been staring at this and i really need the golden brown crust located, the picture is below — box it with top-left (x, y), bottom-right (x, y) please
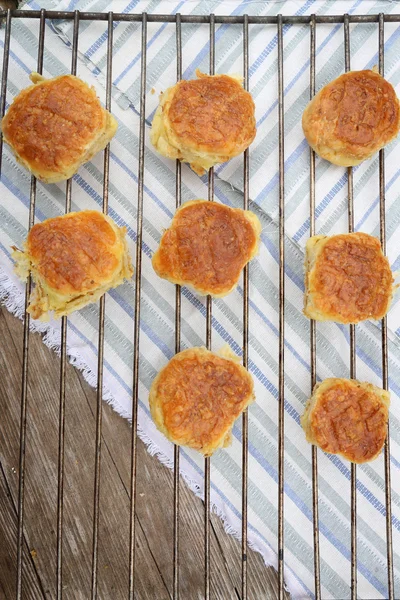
top-left (149, 347), bottom-right (255, 456)
top-left (304, 233), bottom-right (394, 324)
top-left (302, 70), bottom-right (400, 166)
top-left (301, 378), bottom-right (390, 463)
top-left (150, 70), bottom-right (256, 175)
top-left (12, 210), bottom-right (133, 320)
top-left (1, 74), bottom-right (118, 183)
top-left (27, 211), bottom-right (121, 295)
top-left (168, 72), bottom-right (255, 155)
top-left (152, 200), bottom-right (261, 297)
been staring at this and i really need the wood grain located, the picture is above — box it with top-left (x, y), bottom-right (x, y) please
top-left (0, 462), bottom-right (46, 600)
top-left (0, 305), bottom-right (288, 599)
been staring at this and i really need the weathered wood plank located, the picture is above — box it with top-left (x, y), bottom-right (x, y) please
top-left (0, 307), bottom-right (169, 599)
top-left (209, 511), bottom-right (288, 599)
top-left (0, 462), bottom-right (46, 600)
top-left (0, 305), bottom-right (287, 599)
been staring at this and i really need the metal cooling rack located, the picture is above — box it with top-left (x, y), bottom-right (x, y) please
top-left (0, 8), bottom-right (396, 600)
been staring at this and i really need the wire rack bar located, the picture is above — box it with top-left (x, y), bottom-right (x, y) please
top-left (208, 14), bottom-right (215, 203)
top-left (89, 11), bottom-right (113, 600)
top-left (204, 454), bottom-right (210, 600)
top-left (129, 12), bottom-right (147, 599)
top-left (378, 12), bottom-right (395, 600)
top-left (56, 12), bottom-right (79, 600)
top-left (56, 11), bottom-right (79, 600)
top-left (241, 16), bottom-right (250, 600)
top-left (277, 13), bottom-right (285, 600)
top-left (204, 15), bottom-right (216, 598)
top-left (4, 10), bottom-right (400, 23)
top-left (173, 12), bottom-right (182, 600)
top-left (0, 9), bottom-right (11, 175)
top-left (308, 13), bottom-right (321, 600)
top-left (10, 7), bottom-right (39, 597)
top-left (343, 16), bottom-right (358, 599)
top-left (203, 15), bottom-right (216, 600)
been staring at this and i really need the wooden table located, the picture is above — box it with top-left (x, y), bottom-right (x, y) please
top-left (0, 306), bottom-right (289, 599)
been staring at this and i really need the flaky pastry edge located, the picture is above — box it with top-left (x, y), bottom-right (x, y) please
top-left (149, 345), bottom-right (255, 456)
top-left (12, 213), bottom-right (133, 321)
top-left (303, 233), bottom-right (396, 324)
top-left (301, 377), bottom-right (390, 463)
top-left (152, 200), bottom-right (262, 298)
top-left (150, 70), bottom-right (252, 176)
top-left (302, 68), bottom-right (400, 167)
top-left (1, 73), bottom-right (118, 184)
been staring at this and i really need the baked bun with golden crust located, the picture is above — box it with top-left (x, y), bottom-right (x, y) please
top-left (301, 378), bottom-right (390, 463)
top-left (152, 200), bottom-right (261, 297)
top-left (304, 233), bottom-right (394, 324)
top-left (149, 346), bottom-right (254, 456)
top-left (150, 69), bottom-right (256, 175)
top-left (302, 69), bottom-right (400, 166)
top-left (1, 73), bottom-right (118, 183)
top-left (12, 210), bottom-right (133, 320)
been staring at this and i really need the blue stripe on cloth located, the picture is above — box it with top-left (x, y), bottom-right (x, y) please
top-left (364, 24), bottom-right (400, 72)
top-left (14, 0), bottom-right (104, 80)
top-left (261, 231), bottom-right (304, 290)
top-left (181, 0), bottom-right (259, 81)
top-left (391, 455), bottom-right (400, 471)
top-left (337, 323), bottom-right (400, 401)
top-left (237, 284), bottom-right (313, 375)
top-left (66, 0), bottom-right (79, 11)
top-left (249, 0), bottom-right (316, 80)
top-left (113, 0), bottom-right (186, 87)
top-left (84, 0), bottom-right (142, 59)
top-left (0, 39), bottom-right (32, 75)
top-left (292, 168), bottom-right (355, 243)
top-left (356, 167), bottom-right (400, 231)
top-left (255, 140), bottom-right (309, 205)
top-left (254, 20), bottom-right (344, 130)
top-left (0, 172), bottom-right (47, 222)
top-left (392, 254), bottom-right (400, 272)
top-left (109, 149), bottom-right (173, 218)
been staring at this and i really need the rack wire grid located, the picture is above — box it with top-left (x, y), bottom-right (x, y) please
top-left (0, 8), bottom-right (397, 600)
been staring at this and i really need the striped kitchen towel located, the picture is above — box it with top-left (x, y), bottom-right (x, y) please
top-left (1, 1), bottom-right (400, 597)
